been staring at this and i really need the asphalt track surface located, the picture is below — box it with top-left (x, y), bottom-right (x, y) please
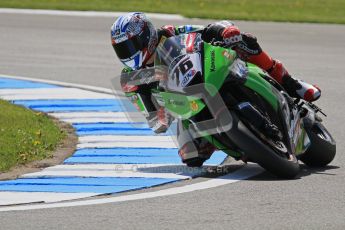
top-left (1, 12), bottom-right (345, 230)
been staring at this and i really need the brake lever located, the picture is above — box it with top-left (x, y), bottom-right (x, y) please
top-left (306, 102), bottom-right (327, 117)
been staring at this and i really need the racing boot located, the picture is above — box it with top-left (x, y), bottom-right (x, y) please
top-left (268, 60), bottom-right (321, 102)
top-left (281, 76), bottom-right (321, 102)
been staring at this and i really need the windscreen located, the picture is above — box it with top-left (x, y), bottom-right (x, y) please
top-left (155, 33), bottom-right (203, 92)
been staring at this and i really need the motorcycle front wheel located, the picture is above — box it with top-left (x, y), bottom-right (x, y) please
top-left (299, 122), bottom-right (336, 167)
top-left (220, 112), bottom-right (300, 179)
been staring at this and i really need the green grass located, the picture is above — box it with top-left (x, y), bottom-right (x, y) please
top-left (0, 100), bottom-right (64, 172)
top-left (0, 0), bottom-right (345, 24)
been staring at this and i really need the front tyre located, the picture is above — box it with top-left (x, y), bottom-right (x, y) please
top-left (221, 112), bottom-right (300, 179)
top-left (299, 122), bottom-right (336, 167)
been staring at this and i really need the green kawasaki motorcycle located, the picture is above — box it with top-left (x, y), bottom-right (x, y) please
top-left (150, 33), bottom-right (336, 179)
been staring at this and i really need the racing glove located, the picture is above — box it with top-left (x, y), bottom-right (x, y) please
top-left (148, 107), bottom-right (174, 134)
top-left (221, 26), bottom-right (242, 46)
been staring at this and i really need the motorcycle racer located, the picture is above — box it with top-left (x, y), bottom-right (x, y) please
top-left (111, 12), bottom-right (321, 167)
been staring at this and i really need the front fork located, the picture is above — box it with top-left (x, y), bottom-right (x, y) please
top-left (281, 94), bottom-right (314, 156)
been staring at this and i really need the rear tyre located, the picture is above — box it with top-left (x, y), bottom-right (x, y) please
top-left (299, 122), bottom-right (336, 167)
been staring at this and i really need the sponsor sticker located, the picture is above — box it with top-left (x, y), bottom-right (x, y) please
top-left (190, 100), bottom-right (199, 112)
top-left (222, 50), bottom-right (235, 61)
top-left (210, 50), bottom-right (216, 72)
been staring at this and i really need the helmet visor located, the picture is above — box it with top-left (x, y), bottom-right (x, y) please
top-left (112, 27), bottom-right (150, 60)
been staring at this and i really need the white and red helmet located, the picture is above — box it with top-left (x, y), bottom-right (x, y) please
top-left (111, 12), bottom-right (158, 70)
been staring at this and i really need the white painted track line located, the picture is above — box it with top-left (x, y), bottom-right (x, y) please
top-left (0, 88), bottom-right (116, 100)
top-left (0, 8), bottom-right (185, 20)
top-left (50, 112), bottom-right (132, 118)
top-left (0, 192), bottom-right (98, 206)
top-left (32, 164), bottom-right (171, 170)
top-left (78, 135), bottom-right (175, 143)
top-left (77, 135), bottom-right (177, 149)
top-left (77, 142), bottom-right (177, 149)
top-left (20, 163), bottom-right (203, 179)
top-left (0, 164), bottom-right (263, 211)
top-left (0, 74), bottom-right (115, 95)
top-left (58, 117), bottom-right (139, 123)
top-left (21, 170), bottom-right (198, 179)
top-left (50, 112), bottom-right (146, 123)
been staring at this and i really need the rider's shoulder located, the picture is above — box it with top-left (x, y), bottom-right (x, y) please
top-left (210, 20), bottom-right (236, 27)
top-left (159, 25), bottom-right (205, 37)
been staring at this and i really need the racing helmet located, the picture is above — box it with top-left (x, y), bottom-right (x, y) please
top-left (111, 12), bottom-right (158, 70)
